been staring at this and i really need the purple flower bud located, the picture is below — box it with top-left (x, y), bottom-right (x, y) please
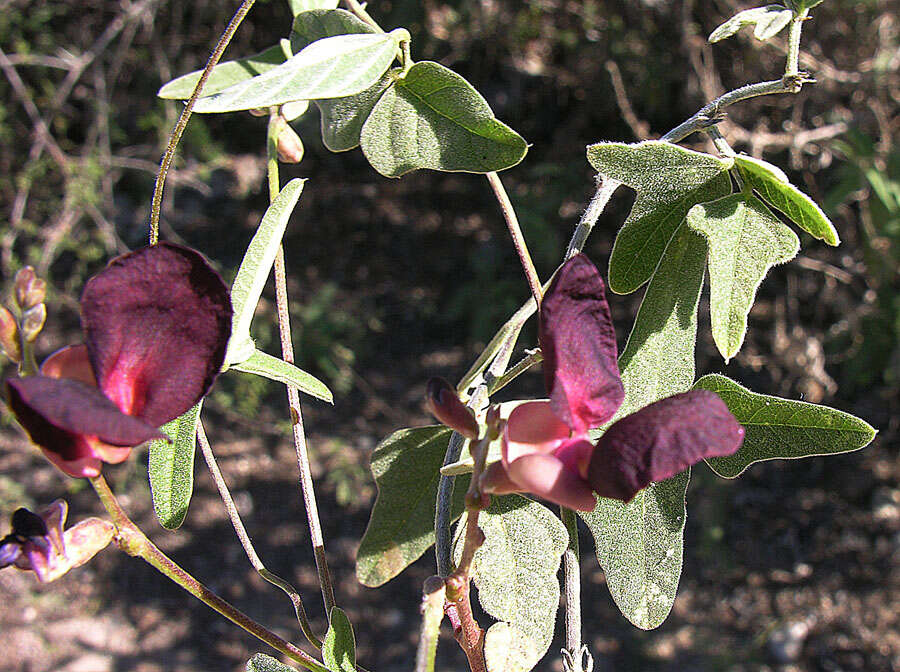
top-left (14, 267), bottom-right (46, 311)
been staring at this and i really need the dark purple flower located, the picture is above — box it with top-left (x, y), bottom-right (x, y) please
top-left (0, 500), bottom-right (115, 582)
top-left (5, 243), bottom-right (232, 477)
top-left (480, 254), bottom-right (744, 510)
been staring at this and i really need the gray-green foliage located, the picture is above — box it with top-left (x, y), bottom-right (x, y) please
top-left (688, 193), bottom-right (799, 361)
top-left (287, 0), bottom-right (339, 17)
top-left (580, 224), bottom-right (706, 629)
top-left (230, 349), bottom-right (333, 403)
top-left (587, 141), bottom-right (732, 294)
top-left (192, 30), bottom-right (406, 113)
top-left (455, 495), bottom-right (568, 671)
top-left (694, 374), bottom-right (876, 478)
top-left (356, 427), bottom-right (468, 587)
top-left (360, 61), bottom-right (528, 177)
top-left (708, 5), bottom-right (793, 43)
top-left (323, 607), bottom-right (356, 672)
top-left (157, 45), bottom-right (287, 100)
top-left (735, 155), bottom-right (840, 245)
top-left (246, 654), bottom-right (296, 672)
top-left (148, 402), bottom-right (202, 530)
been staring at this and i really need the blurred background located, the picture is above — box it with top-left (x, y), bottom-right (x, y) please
top-left (0, 0), bottom-right (897, 670)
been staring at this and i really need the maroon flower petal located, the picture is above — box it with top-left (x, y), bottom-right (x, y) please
top-left (587, 390), bottom-right (745, 502)
top-left (507, 453), bottom-right (597, 511)
top-left (540, 254), bottom-right (624, 432)
top-left (41, 345), bottom-right (96, 386)
top-left (81, 243), bottom-right (232, 427)
top-left (6, 376), bottom-right (165, 477)
top-left (426, 377), bottom-right (478, 439)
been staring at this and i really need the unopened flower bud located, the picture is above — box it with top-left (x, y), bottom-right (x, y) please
top-left (14, 267), bottom-right (46, 311)
top-left (485, 404), bottom-right (503, 441)
top-left (277, 124), bottom-right (305, 164)
top-left (0, 305), bottom-right (20, 363)
top-left (21, 303), bottom-right (46, 342)
top-left (426, 377), bottom-right (478, 440)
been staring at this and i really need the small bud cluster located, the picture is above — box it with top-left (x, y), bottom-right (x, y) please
top-left (0, 266), bottom-right (48, 364)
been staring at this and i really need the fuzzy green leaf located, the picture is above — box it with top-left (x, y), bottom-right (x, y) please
top-left (226, 178), bottom-right (305, 366)
top-left (246, 654), bottom-right (297, 672)
top-left (149, 402), bottom-right (202, 530)
top-left (455, 495), bottom-right (568, 671)
top-left (231, 349), bottom-right (333, 403)
top-left (735, 155), bottom-right (840, 245)
top-left (580, 224), bottom-right (707, 629)
top-left (193, 31), bottom-right (405, 113)
top-left (694, 374), bottom-right (876, 478)
top-left (754, 7), bottom-right (793, 39)
top-left (323, 607), bottom-right (356, 672)
top-left (287, 0), bottom-right (339, 17)
top-left (587, 140), bottom-right (732, 294)
top-left (290, 8), bottom-right (375, 52)
top-left (360, 61), bottom-right (528, 177)
top-left (688, 193), bottom-right (799, 361)
top-left (708, 5), bottom-right (789, 43)
top-left (357, 426), bottom-right (468, 587)
top-left (317, 71), bottom-right (396, 152)
top-left (158, 45), bottom-right (286, 100)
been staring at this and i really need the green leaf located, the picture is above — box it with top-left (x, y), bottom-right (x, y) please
top-left (587, 140), bottom-right (732, 294)
top-left (317, 71), bottom-right (396, 152)
top-left (226, 178), bottom-right (305, 366)
top-left (693, 374), bottom-right (877, 478)
top-left (287, 0), bottom-right (339, 17)
top-left (246, 653), bottom-right (297, 672)
top-left (735, 155), bottom-right (840, 245)
top-left (580, 224), bottom-right (707, 629)
top-left (708, 5), bottom-right (789, 43)
top-left (360, 61), bottom-right (528, 177)
top-left (753, 7), bottom-right (793, 40)
top-left (688, 193), bottom-right (799, 361)
top-left (193, 31), bottom-right (406, 113)
top-left (291, 8), bottom-right (375, 53)
top-left (454, 495), bottom-right (568, 671)
top-left (158, 45), bottom-right (287, 100)
top-left (786, 0), bottom-right (824, 12)
top-left (322, 607), bottom-right (356, 672)
top-left (231, 349), bottom-right (333, 403)
top-left (357, 426), bottom-right (468, 587)
top-left (149, 402), bottom-right (202, 530)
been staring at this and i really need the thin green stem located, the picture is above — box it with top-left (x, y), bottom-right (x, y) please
top-left (267, 113), bottom-right (337, 618)
top-left (564, 175), bottom-right (622, 261)
top-left (415, 578), bottom-right (446, 672)
top-left (487, 349), bottom-right (542, 396)
top-left (197, 419), bottom-right (323, 650)
top-left (785, 9), bottom-right (809, 78)
top-left (89, 475), bottom-right (329, 672)
top-left (560, 507), bottom-right (581, 655)
top-left (149, 0), bottom-right (256, 245)
top-left (486, 172), bottom-right (542, 309)
top-left (343, 0), bottom-right (383, 32)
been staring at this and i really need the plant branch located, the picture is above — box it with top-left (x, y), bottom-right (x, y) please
top-left (89, 475), bottom-right (329, 672)
top-left (415, 577), bottom-right (446, 672)
top-left (486, 171), bottom-right (543, 308)
top-left (196, 419), bottom-right (322, 650)
top-left (560, 507), bottom-right (581, 655)
top-left (267, 112), bottom-right (337, 617)
top-left (149, 0), bottom-right (256, 245)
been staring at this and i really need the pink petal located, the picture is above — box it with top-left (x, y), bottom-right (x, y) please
top-left (6, 376), bottom-right (165, 478)
top-left (540, 254), bottom-right (623, 433)
top-left (507, 453), bottom-right (597, 511)
top-left (81, 243), bottom-right (231, 427)
top-left (587, 390), bottom-right (745, 502)
top-left (41, 345), bottom-right (96, 386)
top-left (479, 460), bottom-right (522, 495)
top-left (503, 401), bottom-right (571, 466)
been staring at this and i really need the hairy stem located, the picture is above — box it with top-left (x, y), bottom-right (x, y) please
top-left (486, 171), bottom-right (542, 308)
top-left (149, 0), bottom-right (256, 245)
top-left (560, 507), bottom-right (581, 655)
top-left (89, 475), bottom-right (328, 672)
top-left (415, 577), bottom-right (447, 672)
top-left (197, 419), bottom-right (322, 650)
top-left (267, 112), bottom-right (337, 617)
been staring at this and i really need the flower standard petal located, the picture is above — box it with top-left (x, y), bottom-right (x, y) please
top-left (586, 390), bottom-right (745, 502)
top-left (6, 376), bottom-right (165, 477)
top-left (506, 453), bottom-right (597, 512)
top-left (81, 243), bottom-right (232, 427)
top-left (503, 401), bottom-right (571, 465)
top-left (540, 254), bottom-right (624, 432)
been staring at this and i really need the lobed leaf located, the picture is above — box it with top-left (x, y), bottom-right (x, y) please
top-left (246, 654), bottom-right (297, 672)
top-left (148, 402), bottom-right (202, 530)
top-left (356, 426), bottom-right (468, 587)
top-left (192, 31), bottom-right (405, 113)
top-left (735, 155), bottom-right (840, 245)
top-left (360, 61), bottom-right (528, 176)
top-left (587, 140), bottom-right (732, 294)
top-left (580, 224), bottom-right (707, 629)
top-left (317, 71), bottom-right (396, 152)
top-left (322, 607), bottom-right (356, 672)
top-left (687, 193), bottom-right (799, 361)
top-left (231, 349), bottom-right (333, 404)
top-left (158, 45), bottom-right (287, 100)
top-left (694, 374), bottom-right (877, 478)
top-left (455, 495), bottom-right (568, 671)
top-left (226, 178), bottom-right (305, 366)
